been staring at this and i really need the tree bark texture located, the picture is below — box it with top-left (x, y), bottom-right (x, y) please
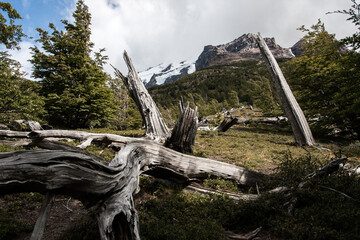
top-left (164, 100), bottom-right (198, 153)
top-left (256, 33), bottom-right (315, 146)
top-left (112, 51), bottom-right (170, 142)
top-left (0, 149), bottom-right (141, 240)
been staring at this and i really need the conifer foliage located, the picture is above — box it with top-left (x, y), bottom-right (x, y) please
top-left (30, 0), bottom-right (115, 129)
top-left (0, 1), bottom-right (26, 49)
top-left (0, 2), bottom-right (44, 124)
top-left (285, 20), bottom-right (360, 137)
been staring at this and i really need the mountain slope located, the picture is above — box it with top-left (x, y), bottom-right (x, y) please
top-left (149, 60), bottom-right (285, 118)
top-left (195, 33), bottom-right (293, 70)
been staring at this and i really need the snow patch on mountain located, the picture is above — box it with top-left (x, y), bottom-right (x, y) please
top-left (139, 60), bottom-right (195, 88)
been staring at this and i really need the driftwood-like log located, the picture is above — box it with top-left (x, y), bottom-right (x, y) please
top-left (256, 33), bottom-right (315, 146)
top-left (30, 192), bottom-right (54, 240)
top-left (2, 129), bottom-right (265, 187)
top-left (216, 117), bottom-right (238, 132)
top-left (0, 129), bottom-right (30, 138)
top-left (112, 52), bottom-right (170, 142)
top-left (0, 143), bottom-right (264, 239)
top-left (164, 100), bottom-right (198, 153)
top-left (0, 149), bottom-right (141, 240)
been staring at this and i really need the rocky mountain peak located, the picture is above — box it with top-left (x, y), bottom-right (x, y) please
top-left (195, 33), bottom-right (293, 70)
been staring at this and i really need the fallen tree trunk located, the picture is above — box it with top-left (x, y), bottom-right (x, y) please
top-left (0, 149), bottom-right (141, 240)
top-left (0, 144), bottom-right (264, 239)
top-left (216, 117), bottom-right (238, 132)
top-left (112, 52), bottom-right (170, 142)
top-left (256, 33), bottom-right (315, 146)
top-left (164, 100), bottom-right (198, 153)
top-left (2, 129), bottom-right (264, 187)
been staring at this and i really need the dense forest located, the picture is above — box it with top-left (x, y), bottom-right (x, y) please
top-left (0, 0), bottom-right (360, 240)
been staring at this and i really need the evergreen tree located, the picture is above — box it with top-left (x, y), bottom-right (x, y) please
top-left (0, 1), bottom-right (26, 49)
top-left (0, 51), bottom-right (45, 124)
top-left (30, 0), bottom-right (115, 129)
top-left (0, 2), bottom-right (44, 124)
top-left (108, 77), bottom-right (142, 130)
top-left (286, 20), bottom-right (360, 137)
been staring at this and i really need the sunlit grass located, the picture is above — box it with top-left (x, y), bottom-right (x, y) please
top-left (194, 124), bottom-right (340, 172)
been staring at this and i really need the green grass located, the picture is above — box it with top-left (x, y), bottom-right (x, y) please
top-left (194, 124), bottom-right (339, 172)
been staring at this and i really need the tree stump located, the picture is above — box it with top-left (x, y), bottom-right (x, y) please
top-left (164, 99), bottom-right (198, 153)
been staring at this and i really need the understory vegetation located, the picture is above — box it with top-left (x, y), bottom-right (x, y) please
top-left (0, 124), bottom-right (359, 240)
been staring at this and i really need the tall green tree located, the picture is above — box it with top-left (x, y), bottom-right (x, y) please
top-left (30, 0), bottom-right (115, 129)
top-left (286, 20), bottom-right (360, 137)
top-left (0, 51), bottom-right (45, 124)
top-left (0, 2), bottom-right (44, 124)
top-left (0, 1), bottom-right (26, 49)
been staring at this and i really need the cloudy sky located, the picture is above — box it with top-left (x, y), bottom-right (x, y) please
top-left (3, 0), bottom-right (358, 78)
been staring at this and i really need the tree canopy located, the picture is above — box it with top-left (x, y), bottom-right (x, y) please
top-left (30, 0), bottom-right (116, 129)
top-left (0, 1), bottom-right (26, 49)
top-left (285, 20), bottom-right (360, 137)
top-left (0, 2), bottom-right (44, 124)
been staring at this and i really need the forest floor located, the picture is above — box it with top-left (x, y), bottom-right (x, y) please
top-left (0, 123), bottom-right (359, 240)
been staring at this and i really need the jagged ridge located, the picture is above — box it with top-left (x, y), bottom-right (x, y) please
top-left (195, 33), bottom-right (293, 70)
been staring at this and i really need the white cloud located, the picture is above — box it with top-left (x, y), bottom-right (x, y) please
top-left (85, 0), bottom-right (358, 76)
top-left (5, 41), bottom-right (35, 79)
top-left (8, 0), bottom-right (360, 78)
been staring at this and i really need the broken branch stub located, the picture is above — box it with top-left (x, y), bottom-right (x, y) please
top-left (113, 51), bottom-right (170, 142)
top-left (164, 100), bottom-right (199, 153)
top-left (256, 33), bottom-right (315, 146)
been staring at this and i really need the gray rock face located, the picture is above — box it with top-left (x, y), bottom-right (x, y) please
top-left (290, 40), bottom-right (304, 57)
top-left (195, 33), bottom-right (294, 70)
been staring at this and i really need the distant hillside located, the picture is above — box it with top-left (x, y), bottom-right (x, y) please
top-left (149, 60), bottom-right (287, 119)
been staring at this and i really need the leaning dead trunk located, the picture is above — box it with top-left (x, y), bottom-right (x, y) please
top-left (256, 33), bottom-right (315, 146)
top-left (216, 117), bottom-right (238, 132)
top-left (164, 99), bottom-right (198, 153)
top-left (113, 51), bottom-right (170, 142)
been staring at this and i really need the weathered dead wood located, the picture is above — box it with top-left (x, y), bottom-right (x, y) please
top-left (216, 117), bottom-right (238, 132)
top-left (30, 192), bottom-right (54, 240)
top-left (29, 129), bottom-right (134, 149)
top-left (0, 129), bottom-right (29, 138)
top-left (256, 33), bottom-right (315, 146)
top-left (20, 129), bottom-right (265, 186)
top-left (121, 142), bottom-right (264, 186)
top-left (185, 183), bottom-right (259, 201)
top-left (0, 139), bottom-right (32, 147)
top-left (225, 227), bottom-right (262, 240)
top-left (164, 100), bottom-right (198, 153)
top-left (0, 149), bottom-right (141, 240)
top-left (112, 52), bottom-right (170, 141)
